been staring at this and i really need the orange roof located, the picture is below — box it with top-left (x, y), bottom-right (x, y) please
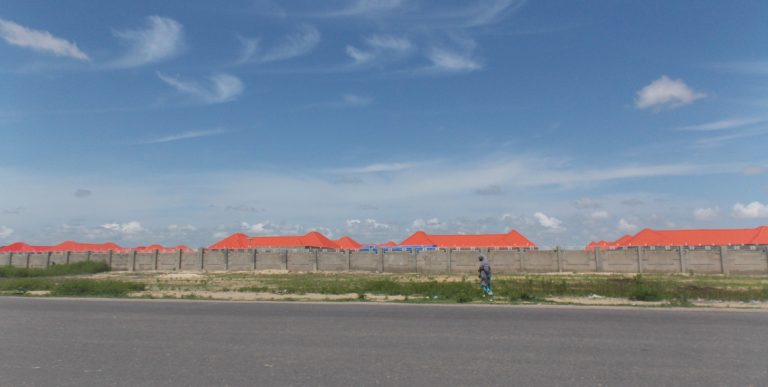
top-left (0, 242), bottom-right (50, 253)
top-left (134, 244), bottom-right (193, 253)
top-left (587, 226), bottom-right (768, 249)
top-left (51, 241), bottom-right (123, 252)
top-left (400, 230), bottom-right (536, 248)
top-left (209, 231), bottom-right (340, 249)
top-left (335, 236), bottom-right (363, 250)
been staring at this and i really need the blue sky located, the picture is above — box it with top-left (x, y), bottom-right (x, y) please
top-left (1, 0), bottom-right (767, 248)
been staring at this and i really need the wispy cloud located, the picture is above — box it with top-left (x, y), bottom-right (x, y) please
top-left (139, 128), bottom-right (228, 144)
top-left (635, 75), bottom-right (706, 110)
top-left (319, 0), bottom-right (404, 17)
top-left (424, 37), bottom-right (482, 74)
top-left (675, 116), bottom-right (766, 131)
top-left (332, 162), bottom-right (414, 174)
top-left (693, 128), bottom-right (768, 149)
top-left (110, 16), bottom-right (184, 68)
top-left (238, 24), bottom-right (320, 64)
top-left (0, 225), bottom-right (14, 239)
top-left (0, 17), bottom-right (89, 60)
top-left (346, 34), bottom-right (413, 65)
top-left (693, 207), bottom-right (719, 221)
top-left (433, 0), bottom-right (526, 28)
top-left (157, 72), bottom-right (244, 104)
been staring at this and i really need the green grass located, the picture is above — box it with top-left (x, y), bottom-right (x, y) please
top-left (0, 277), bottom-right (144, 297)
top-left (254, 273), bottom-right (768, 304)
top-left (0, 261), bottom-right (110, 278)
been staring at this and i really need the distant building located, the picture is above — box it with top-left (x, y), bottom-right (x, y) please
top-left (209, 231), bottom-right (356, 250)
top-left (587, 226), bottom-right (768, 250)
top-left (398, 230), bottom-right (536, 249)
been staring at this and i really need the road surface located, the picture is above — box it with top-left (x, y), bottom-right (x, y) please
top-left (0, 298), bottom-right (766, 386)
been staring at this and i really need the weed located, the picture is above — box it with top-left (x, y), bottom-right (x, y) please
top-left (0, 261), bottom-right (110, 278)
top-left (50, 280), bottom-right (145, 297)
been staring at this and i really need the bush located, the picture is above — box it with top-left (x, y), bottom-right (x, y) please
top-left (50, 280), bottom-right (145, 297)
top-left (629, 286), bottom-right (663, 301)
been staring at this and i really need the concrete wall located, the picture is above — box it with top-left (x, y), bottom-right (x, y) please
top-left (350, 251), bottom-right (380, 272)
top-left (288, 250), bottom-right (316, 272)
top-left (255, 251), bottom-right (286, 270)
top-left (3, 247), bottom-right (767, 275)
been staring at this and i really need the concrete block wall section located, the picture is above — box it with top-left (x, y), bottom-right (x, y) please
top-left (416, 251), bottom-right (450, 273)
top-left (383, 252), bottom-right (413, 273)
top-left (287, 251), bottom-right (316, 271)
top-left (4, 247), bottom-right (768, 275)
top-left (560, 250), bottom-right (596, 273)
top-left (349, 252), bottom-right (380, 272)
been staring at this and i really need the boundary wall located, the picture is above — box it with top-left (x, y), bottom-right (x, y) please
top-left (1, 247), bottom-right (767, 275)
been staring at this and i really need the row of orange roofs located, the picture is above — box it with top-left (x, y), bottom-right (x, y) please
top-left (208, 230), bottom-right (537, 250)
top-left (0, 241), bottom-right (192, 253)
top-left (586, 226), bottom-right (768, 251)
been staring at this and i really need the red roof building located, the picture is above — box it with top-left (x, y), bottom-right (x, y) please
top-left (399, 230), bottom-right (536, 249)
top-left (209, 231), bottom-right (341, 250)
top-left (335, 236), bottom-right (363, 250)
top-left (587, 226), bottom-right (768, 250)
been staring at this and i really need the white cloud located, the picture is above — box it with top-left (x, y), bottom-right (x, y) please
top-left (100, 221), bottom-right (145, 235)
top-left (0, 225), bottom-right (14, 239)
top-left (0, 17), bottom-right (89, 60)
top-left (732, 201), bottom-right (768, 219)
top-left (238, 24), bottom-right (320, 64)
top-left (157, 73), bottom-right (244, 104)
top-left (534, 212), bottom-right (564, 232)
top-left (111, 16), bottom-right (184, 68)
top-left (332, 162), bottom-right (414, 174)
top-left (241, 221), bottom-right (269, 234)
top-left (322, 0), bottom-right (404, 17)
top-left (693, 207), bottom-right (719, 221)
top-left (590, 210), bottom-right (610, 220)
top-left (412, 218), bottom-right (447, 231)
top-left (140, 128), bottom-right (228, 144)
top-left (675, 117), bottom-right (766, 131)
top-left (635, 75), bottom-right (706, 110)
top-left (693, 129), bottom-right (768, 149)
top-left (346, 34), bottom-right (413, 65)
top-left (617, 218), bottom-right (638, 232)
top-left (435, 0), bottom-right (526, 28)
top-left (427, 46), bottom-right (481, 73)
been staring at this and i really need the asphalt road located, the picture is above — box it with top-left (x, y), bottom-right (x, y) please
top-left (0, 298), bottom-right (766, 387)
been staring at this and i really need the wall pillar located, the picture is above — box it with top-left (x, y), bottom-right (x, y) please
top-left (177, 249), bottom-right (183, 271)
top-left (108, 250), bottom-right (113, 269)
top-left (46, 251), bottom-right (52, 269)
top-left (25, 253), bottom-right (31, 269)
top-left (448, 249), bottom-right (453, 274)
top-left (679, 247), bottom-right (686, 274)
top-left (86, 251), bottom-right (91, 262)
top-left (153, 250), bottom-right (159, 271)
top-left (720, 246), bottom-right (729, 276)
top-left (555, 247), bottom-right (562, 272)
top-left (283, 250), bottom-right (288, 270)
top-left (412, 250), bottom-right (418, 273)
top-left (594, 248), bottom-right (603, 272)
top-left (7, 252), bottom-right (12, 267)
top-left (199, 248), bottom-right (206, 271)
top-left (252, 249), bottom-right (257, 271)
top-left (65, 251), bottom-right (70, 265)
top-left (379, 248), bottom-right (384, 272)
top-left (519, 249), bottom-right (525, 273)
top-left (130, 250), bottom-right (137, 272)
top-left (637, 248), bottom-right (643, 274)
top-left (224, 249), bottom-right (229, 271)
top-left (346, 250), bottom-right (352, 272)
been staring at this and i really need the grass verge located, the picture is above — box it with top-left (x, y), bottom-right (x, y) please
top-left (0, 278), bottom-right (145, 297)
top-left (0, 261), bottom-right (110, 278)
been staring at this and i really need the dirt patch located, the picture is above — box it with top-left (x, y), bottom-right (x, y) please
top-left (547, 296), bottom-right (667, 307)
